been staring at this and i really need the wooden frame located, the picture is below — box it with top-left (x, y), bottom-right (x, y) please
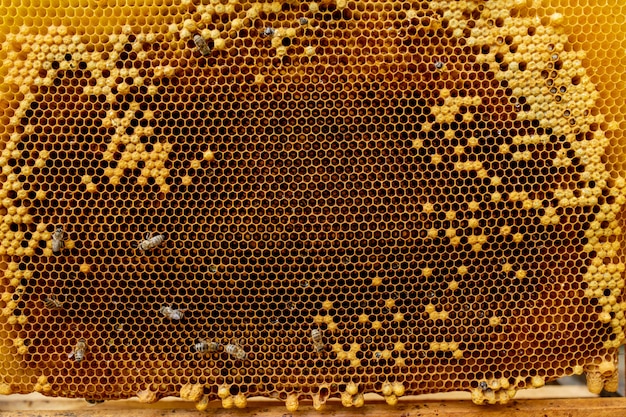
top-left (2, 385), bottom-right (625, 417)
top-left (1, 398), bottom-right (626, 417)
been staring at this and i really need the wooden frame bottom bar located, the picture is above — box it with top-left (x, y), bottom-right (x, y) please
top-left (1, 398), bottom-right (626, 417)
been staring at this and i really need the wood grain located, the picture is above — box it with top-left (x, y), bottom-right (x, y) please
top-left (1, 398), bottom-right (626, 417)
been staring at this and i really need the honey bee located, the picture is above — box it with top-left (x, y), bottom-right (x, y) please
top-left (311, 328), bottom-right (324, 352)
top-left (68, 338), bottom-right (87, 362)
top-left (51, 226), bottom-right (65, 254)
top-left (194, 338), bottom-right (220, 353)
top-left (160, 306), bottom-right (184, 321)
top-left (85, 399), bottom-right (105, 404)
top-left (135, 232), bottom-right (165, 254)
top-left (260, 27), bottom-right (276, 37)
top-left (44, 295), bottom-right (63, 310)
top-left (224, 340), bottom-right (247, 360)
top-left (193, 34), bottom-right (211, 57)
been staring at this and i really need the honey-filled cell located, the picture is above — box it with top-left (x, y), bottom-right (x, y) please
top-left (0, 0), bottom-right (626, 411)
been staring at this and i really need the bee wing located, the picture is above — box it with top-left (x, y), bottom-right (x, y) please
top-left (68, 350), bottom-right (74, 359)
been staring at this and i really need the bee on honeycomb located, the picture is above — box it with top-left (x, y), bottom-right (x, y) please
top-left (260, 27), bottom-right (275, 38)
top-left (51, 226), bottom-right (65, 254)
top-left (68, 338), bottom-right (87, 363)
top-left (134, 232), bottom-right (165, 254)
top-left (85, 399), bottom-right (105, 405)
top-left (193, 34), bottom-right (211, 57)
top-left (224, 340), bottom-right (247, 360)
top-left (194, 338), bottom-right (220, 353)
top-left (160, 306), bottom-right (184, 321)
top-left (44, 296), bottom-right (63, 310)
top-left (311, 328), bottom-right (325, 352)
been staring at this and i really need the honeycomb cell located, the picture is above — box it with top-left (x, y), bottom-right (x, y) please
top-left (0, 0), bottom-right (626, 410)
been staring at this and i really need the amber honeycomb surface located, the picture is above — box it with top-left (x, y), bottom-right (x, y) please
top-left (1, 0), bottom-right (626, 410)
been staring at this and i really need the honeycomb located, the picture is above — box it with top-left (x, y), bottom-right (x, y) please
top-left (1, 0), bottom-right (626, 410)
